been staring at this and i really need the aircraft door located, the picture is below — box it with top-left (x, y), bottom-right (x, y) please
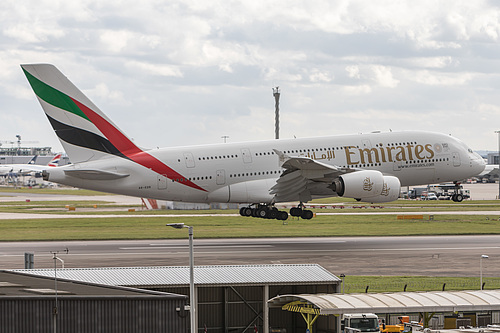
top-left (241, 148), bottom-right (252, 163)
top-left (452, 152), bottom-right (461, 167)
top-left (393, 160), bottom-right (402, 171)
top-left (157, 174), bottom-right (168, 189)
top-left (216, 170), bottom-right (226, 185)
top-left (183, 152), bottom-right (195, 168)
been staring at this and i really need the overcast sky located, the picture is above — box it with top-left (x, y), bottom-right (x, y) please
top-left (1, 0), bottom-right (500, 153)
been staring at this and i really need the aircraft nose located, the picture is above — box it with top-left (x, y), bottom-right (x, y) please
top-left (471, 152), bottom-right (486, 175)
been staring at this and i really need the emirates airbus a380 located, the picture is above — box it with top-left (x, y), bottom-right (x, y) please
top-left (21, 64), bottom-right (485, 220)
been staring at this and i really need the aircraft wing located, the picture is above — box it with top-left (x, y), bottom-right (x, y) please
top-left (270, 149), bottom-right (352, 202)
top-left (16, 165), bottom-right (50, 172)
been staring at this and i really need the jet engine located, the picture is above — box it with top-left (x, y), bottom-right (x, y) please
top-left (331, 170), bottom-right (401, 203)
top-left (364, 175), bottom-right (401, 203)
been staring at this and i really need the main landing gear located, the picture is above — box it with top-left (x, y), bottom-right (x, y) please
top-left (239, 205), bottom-right (289, 220)
top-left (289, 204), bottom-right (314, 220)
top-left (239, 204), bottom-right (314, 220)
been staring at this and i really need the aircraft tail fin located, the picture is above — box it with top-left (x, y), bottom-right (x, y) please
top-left (21, 64), bottom-right (141, 164)
top-left (48, 154), bottom-right (62, 167)
top-left (27, 155), bottom-right (37, 165)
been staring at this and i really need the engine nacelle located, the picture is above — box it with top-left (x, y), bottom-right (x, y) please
top-left (332, 170), bottom-right (384, 199)
top-left (361, 175), bottom-right (401, 203)
top-left (331, 171), bottom-right (401, 203)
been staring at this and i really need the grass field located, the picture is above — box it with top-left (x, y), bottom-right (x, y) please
top-left (0, 187), bottom-right (110, 196)
top-left (342, 275), bottom-right (500, 293)
top-left (1, 213), bottom-right (500, 241)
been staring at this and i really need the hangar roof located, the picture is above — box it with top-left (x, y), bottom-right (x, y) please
top-left (12, 264), bottom-right (340, 288)
top-left (0, 270), bottom-right (185, 298)
top-left (268, 289), bottom-right (500, 315)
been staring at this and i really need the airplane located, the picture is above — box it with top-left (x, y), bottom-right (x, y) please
top-left (21, 64), bottom-right (485, 220)
top-left (0, 155), bottom-right (37, 177)
top-left (0, 154), bottom-right (62, 177)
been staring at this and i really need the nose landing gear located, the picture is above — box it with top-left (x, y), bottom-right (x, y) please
top-left (451, 182), bottom-right (464, 202)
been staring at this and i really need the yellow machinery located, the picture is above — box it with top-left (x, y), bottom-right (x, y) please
top-left (380, 316), bottom-right (412, 333)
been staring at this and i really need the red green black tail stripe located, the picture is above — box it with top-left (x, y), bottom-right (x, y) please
top-left (71, 98), bottom-right (206, 192)
top-left (46, 114), bottom-right (128, 158)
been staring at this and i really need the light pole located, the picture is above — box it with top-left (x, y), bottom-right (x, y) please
top-left (50, 248), bottom-right (68, 333)
top-left (480, 254), bottom-right (489, 290)
top-left (339, 273), bottom-right (345, 294)
top-left (167, 223), bottom-right (195, 333)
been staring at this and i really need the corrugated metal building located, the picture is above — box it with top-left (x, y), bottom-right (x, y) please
top-left (0, 270), bottom-right (188, 333)
top-left (14, 264), bottom-right (342, 333)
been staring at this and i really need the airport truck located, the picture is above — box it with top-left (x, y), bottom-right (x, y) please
top-left (408, 184), bottom-right (469, 201)
top-left (342, 314), bottom-right (380, 333)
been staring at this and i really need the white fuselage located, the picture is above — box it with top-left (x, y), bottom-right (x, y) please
top-left (45, 131), bottom-right (485, 204)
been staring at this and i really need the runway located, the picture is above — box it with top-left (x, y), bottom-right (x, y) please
top-left (2, 235), bottom-right (499, 277)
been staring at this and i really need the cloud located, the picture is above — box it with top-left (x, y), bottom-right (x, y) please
top-left (371, 65), bottom-right (399, 88)
top-left (125, 60), bottom-right (183, 78)
top-left (412, 70), bottom-right (474, 86)
top-left (1, 0), bottom-right (500, 151)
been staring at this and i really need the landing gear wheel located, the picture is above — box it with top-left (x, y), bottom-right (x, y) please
top-left (455, 193), bottom-right (464, 202)
top-left (290, 207), bottom-right (303, 217)
top-left (277, 211), bottom-right (289, 220)
top-left (256, 207), bottom-right (269, 218)
top-left (242, 207), bottom-right (253, 216)
top-left (301, 210), bottom-right (314, 220)
top-left (268, 208), bottom-right (278, 219)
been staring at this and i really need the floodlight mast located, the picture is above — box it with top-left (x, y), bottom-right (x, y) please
top-left (273, 86), bottom-right (280, 140)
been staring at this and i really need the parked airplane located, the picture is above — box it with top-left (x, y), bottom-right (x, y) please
top-left (21, 64), bottom-right (485, 220)
top-left (0, 154), bottom-right (62, 177)
top-left (0, 155), bottom-right (36, 176)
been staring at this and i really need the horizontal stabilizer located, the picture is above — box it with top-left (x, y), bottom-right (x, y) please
top-left (64, 169), bottom-right (129, 180)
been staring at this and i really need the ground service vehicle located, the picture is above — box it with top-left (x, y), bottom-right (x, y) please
top-left (380, 316), bottom-right (411, 333)
top-left (342, 314), bottom-right (380, 333)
